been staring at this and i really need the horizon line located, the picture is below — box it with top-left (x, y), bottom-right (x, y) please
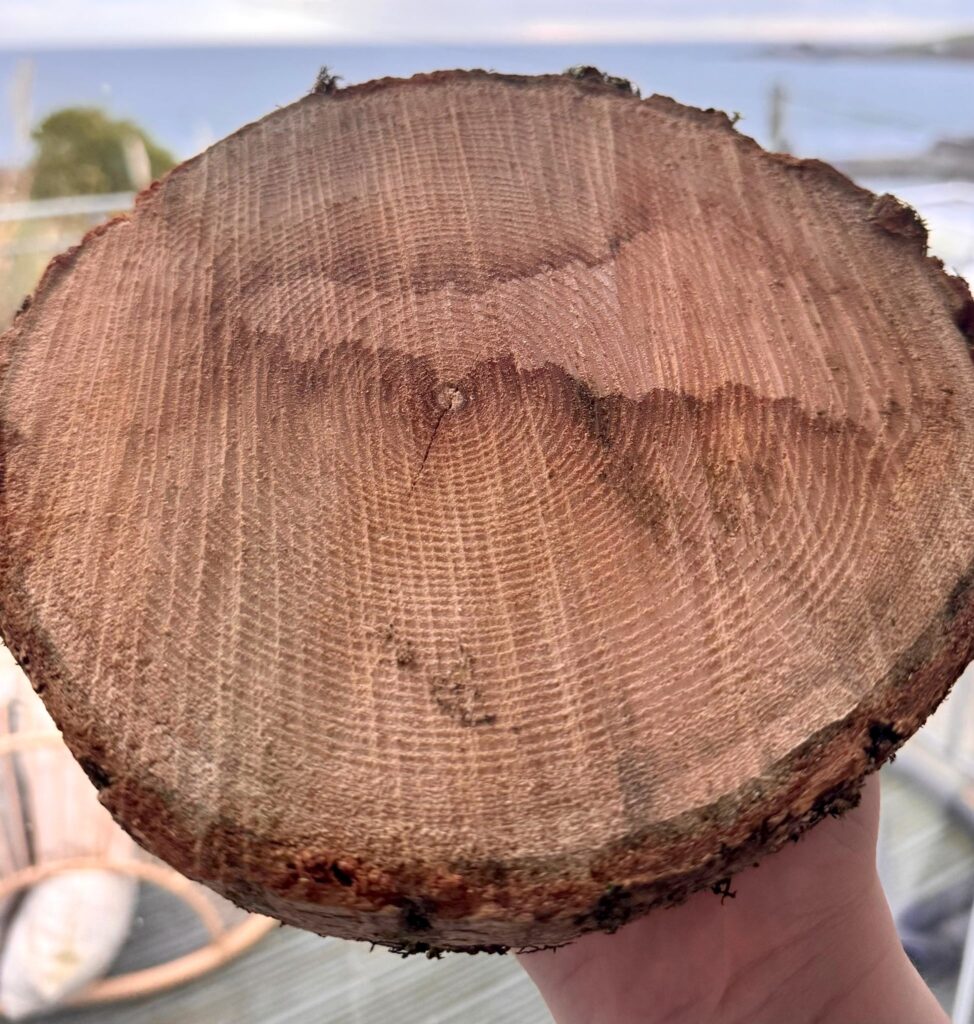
top-left (2, 34), bottom-right (973, 52)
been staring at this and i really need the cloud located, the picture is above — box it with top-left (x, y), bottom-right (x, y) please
top-left (520, 15), bottom-right (972, 43)
top-left (0, 0), bottom-right (334, 46)
top-left (1, 0), bottom-right (972, 46)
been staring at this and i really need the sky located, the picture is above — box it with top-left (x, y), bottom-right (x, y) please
top-left (2, 0), bottom-right (974, 48)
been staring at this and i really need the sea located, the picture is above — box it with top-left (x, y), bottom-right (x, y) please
top-left (1, 43), bottom-right (974, 169)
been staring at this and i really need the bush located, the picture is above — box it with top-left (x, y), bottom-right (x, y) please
top-left (30, 107), bottom-right (176, 199)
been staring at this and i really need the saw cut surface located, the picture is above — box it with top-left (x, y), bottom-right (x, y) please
top-left (1, 70), bottom-right (973, 951)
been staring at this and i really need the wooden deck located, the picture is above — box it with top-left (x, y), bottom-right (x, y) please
top-left (44, 886), bottom-right (551, 1023)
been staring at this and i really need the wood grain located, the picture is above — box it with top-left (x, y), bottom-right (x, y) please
top-left (1, 69), bottom-right (973, 952)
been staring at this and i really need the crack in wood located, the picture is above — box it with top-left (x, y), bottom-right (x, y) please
top-left (408, 385), bottom-right (466, 494)
top-left (408, 407), bottom-right (449, 495)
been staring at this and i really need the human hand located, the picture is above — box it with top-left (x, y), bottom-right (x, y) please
top-left (519, 776), bottom-right (947, 1024)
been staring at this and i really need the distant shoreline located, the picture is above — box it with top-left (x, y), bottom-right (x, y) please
top-left (837, 140), bottom-right (974, 182)
top-left (762, 34), bottom-right (974, 62)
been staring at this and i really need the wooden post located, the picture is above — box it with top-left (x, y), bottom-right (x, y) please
top-left (769, 79), bottom-right (790, 152)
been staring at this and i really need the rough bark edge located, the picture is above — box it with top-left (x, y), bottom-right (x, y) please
top-left (1, 67), bottom-right (973, 952)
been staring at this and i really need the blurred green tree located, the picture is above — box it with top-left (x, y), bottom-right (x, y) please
top-left (30, 107), bottom-right (176, 199)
